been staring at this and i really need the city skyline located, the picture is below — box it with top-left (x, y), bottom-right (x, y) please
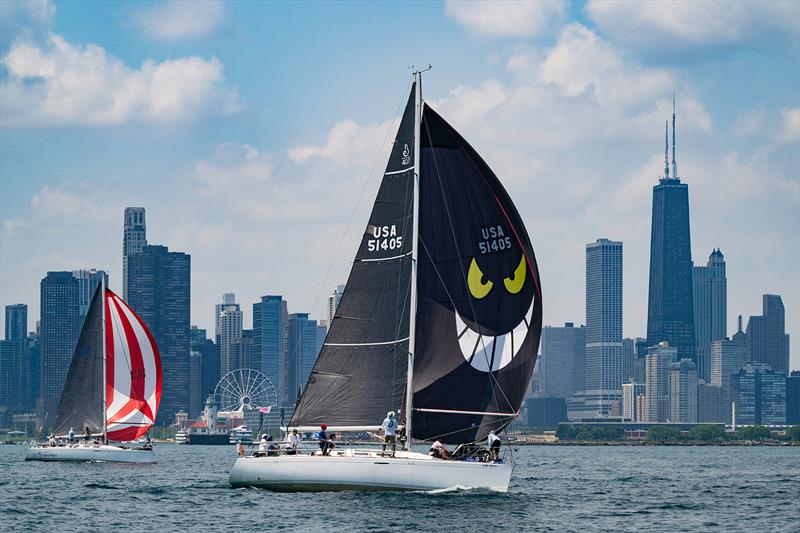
top-left (1, 1), bottom-right (798, 370)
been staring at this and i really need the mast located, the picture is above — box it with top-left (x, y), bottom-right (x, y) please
top-left (101, 276), bottom-right (107, 443)
top-left (405, 67), bottom-right (426, 449)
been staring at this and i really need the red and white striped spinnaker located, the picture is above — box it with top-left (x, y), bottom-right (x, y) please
top-left (104, 289), bottom-right (162, 441)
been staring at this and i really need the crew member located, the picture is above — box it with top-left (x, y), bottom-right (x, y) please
top-left (318, 424), bottom-right (331, 456)
top-left (258, 435), bottom-right (269, 456)
top-left (429, 439), bottom-right (449, 460)
top-left (380, 411), bottom-right (398, 457)
top-left (68, 427), bottom-right (75, 444)
top-left (287, 428), bottom-right (300, 455)
top-left (487, 430), bottom-right (501, 461)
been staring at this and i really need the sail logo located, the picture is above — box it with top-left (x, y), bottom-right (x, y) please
top-left (367, 224), bottom-right (403, 252)
top-left (401, 144), bottom-right (411, 166)
top-left (478, 225), bottom-right (512, 254)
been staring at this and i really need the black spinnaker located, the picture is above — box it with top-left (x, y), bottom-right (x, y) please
top-left (411, 104), bottom-right (543, 444)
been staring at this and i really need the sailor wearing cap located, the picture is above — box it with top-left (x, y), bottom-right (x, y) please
top-left (380, 411), bottom-right (398, 457)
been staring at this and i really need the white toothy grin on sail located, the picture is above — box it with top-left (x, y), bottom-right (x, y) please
top-left (454, 297), bottom-right (536, 372)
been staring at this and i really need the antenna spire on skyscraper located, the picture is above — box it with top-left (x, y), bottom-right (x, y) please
top-left (664, 120), bottom-right (670, 179)
top-left (671, 93), bottom-right (678, 180)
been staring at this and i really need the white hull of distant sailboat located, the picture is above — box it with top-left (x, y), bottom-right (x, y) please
top-left (25, 443), bottom-right (155, 463)
top-left (229, 449), bottom-right (512, 492)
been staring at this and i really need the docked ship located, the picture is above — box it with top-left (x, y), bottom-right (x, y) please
top-left (176, 395), bottom-right (229, 445)
top-left (229, 425), bottom-right (253, 445)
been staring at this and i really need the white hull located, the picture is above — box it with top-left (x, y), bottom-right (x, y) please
top-left (229, 449), bottom-right (512, 492)
top-left (25, 443), bottom-right (155, 463)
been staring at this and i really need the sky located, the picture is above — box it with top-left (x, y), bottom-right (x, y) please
top-left (1, 0), bottom-right (798, 370)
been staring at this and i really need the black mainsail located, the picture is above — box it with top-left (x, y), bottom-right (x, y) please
top-left (291, 76), bottom-right (542, 444)
top-left (289, 84), bottom-right (417, 428)
top-left (52, 284), bottom-right (105, 437)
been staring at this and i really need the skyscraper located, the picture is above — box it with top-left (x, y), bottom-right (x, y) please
top-left (287, 313), bottom-right (323, 405)
top-left (38, 272), bottom-right (81, 424)
top-left (645, 341), bottom-right (676, 422)
top-left (327, 284), bottom-right (345, 325)
top-left (693, 249), bottom-right (727, 381)
top-left (73, 269), bottom-right (109, 317)
top-left (539, 323), bottom-right (586, 399)
top-left (585, 239), bottom-right (623, 416)
top-left (670, 358), bottom-right (698, 423)
top-left (122, 207), bottom-right (146, 300)
top-left (0, 304), bottom-right (28, 411)
top-left (710, 337), bottom-right (745, 421)
top-left (747, 295), bottom-right (790, 376)
top-left (622, 382), bottom-right (646, 422)
top-left (787, 371), bottom-right (800, 425)
top-left (126, 245), bottom-right (190, 424)
top-left (215, 293), bottom-right (238, 341)
top-left (647, 100), bottom-right (695, 361)
top-left (191, 326), bottom-right (220, 407)
top-left (253, 296), bottom-right (288, 406)
top-left (697, 380), bottom-right (725, 423)
top-left (218, 300), bottom-right (243, 375)
top-left (732, 362), bottom-right (786, 425)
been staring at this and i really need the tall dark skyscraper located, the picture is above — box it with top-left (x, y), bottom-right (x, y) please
top-left (38, 272), bottom-right (81, 424)
top-left (253, 296), bottom-right (288, 406)
top-left (693, 249), bottom-right (727, 381)
top-left (539, 323), bottom-right (586, 399)
top-left (127, 245), bottom-right (190, 424)
top-left (647, 99), bottom-right (695, 362)
top-left (287, 313), bottom-right (323, 405)
top-left (746, 294), bottom-right (790, 376)
top-left (123, 207), bottom-right (147, 300)
top-left (190, 326), bottom-right (220, 410)
top-left (1, 304), bottom-right (29, 411)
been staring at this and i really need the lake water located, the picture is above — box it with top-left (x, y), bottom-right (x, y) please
top-left (1, 444), bottom-right (797, 531)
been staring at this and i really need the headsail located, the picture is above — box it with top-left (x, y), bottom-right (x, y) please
top-left (52, 285), bottom-right (105, 437)
top-left (412, 104), bottom-right (543, 444)
top-left (289, 83), bottom-right (417, 428)
top-left (105, 289), bottom-right (162, 441)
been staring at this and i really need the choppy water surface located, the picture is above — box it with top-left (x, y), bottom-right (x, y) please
top-left (1, 444), bottom-right (797, 531)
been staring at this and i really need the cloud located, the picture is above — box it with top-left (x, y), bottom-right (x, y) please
top-left (0, 0), bottom-right (55, 41)
top-left (132, 0), bottom-right (227, 42)
top-left (445, 0), bottom-right (567, 38)
top-left (733, 107), bottom-right (769, 136)
top-left (586, 0), bottom-right (800, 60)
top-left (776, 107), bottom-right (800, 144)
top-left (1, 34), bottom-right (240, 127)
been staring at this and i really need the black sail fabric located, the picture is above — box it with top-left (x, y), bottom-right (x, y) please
top-left (289, 84), bottom-right (416, 428)
top-left (53, 284), bottom-right (105, 437)
top-left (412, 104), bottom-right (543, 444)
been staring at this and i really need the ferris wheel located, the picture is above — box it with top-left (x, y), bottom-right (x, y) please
top-left (214, 368), bottom-right (277, 412)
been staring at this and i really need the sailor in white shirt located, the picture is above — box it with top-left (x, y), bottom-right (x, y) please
top-left (287, 428), bottom-right (300, 454)
top-left (487, 430), bottom-right (501, 461)
top-left (258, 435), bottom-right (269, 455)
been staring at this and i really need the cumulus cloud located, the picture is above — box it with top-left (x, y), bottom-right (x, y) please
top-left (445, 0), bottom-right (567, 38)
top-left (1, 34), bottom-right (240, 127)
top-left (132, 0), bottom-right (228, 41)
top-left (586, 0), bottom-right (800, 59)
top-left (776, 107), bottom-right (800, 144)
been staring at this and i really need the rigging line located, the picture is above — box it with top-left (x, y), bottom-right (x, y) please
top-left (292, 80), bottom-right (413, 423)
top-left (421, 114), bottom-right (514, 412)
top-left (422, 413), bottom-right (517, 443)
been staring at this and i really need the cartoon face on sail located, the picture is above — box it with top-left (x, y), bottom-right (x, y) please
top-left (454, 223), bottom-right (536, 372)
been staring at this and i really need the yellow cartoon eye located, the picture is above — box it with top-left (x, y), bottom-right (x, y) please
top-left (468, 258), bottom-right (493, 299)
top-left (503, 255), bottom-right (526, 294)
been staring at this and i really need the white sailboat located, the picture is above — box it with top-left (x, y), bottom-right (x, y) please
top-left (230, 68), bottom-right (542, 491)
top-left (26, 281), bottom-right (162, 463)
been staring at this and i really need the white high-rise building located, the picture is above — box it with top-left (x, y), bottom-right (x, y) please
top-left (218, 294), bottom-right (243, 375)
top-left (670, 358), bottom-right (698, 423)
top-left (215, 293), bottom-right (238, 340)
top-left (327, 284), bottom-right (345, 324)
top-left (646, 341), bottom-right (676, 422)
top-left (122, 207), bottom-right (146, 300)
top-left (693, 249), bottom-right (727, 382)
top-left (584, 238), bottom-right (623, 417)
